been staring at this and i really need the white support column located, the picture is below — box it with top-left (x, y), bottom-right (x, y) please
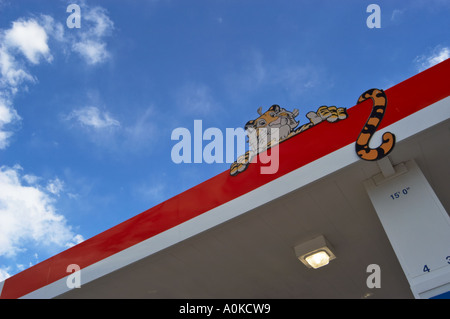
top-left (364, 159), bottom-right (450, 299)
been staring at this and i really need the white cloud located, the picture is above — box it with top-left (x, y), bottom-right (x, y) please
top-left (0, 17), bottom-right (52, 150)
top-left (0, 99), bottom-right (18, 125)
top-left (0, 98), bottom-right (21, 149)
top-left (65, 234), bottom-right (84, 249)
top-left (67, 106), bottom-right (120, 129)
top-left (73, 40), bottom-right (109, 65)
top-left (84, 6), bottom-right (114, 38)
top-left (40, 15), bottom-right (65, 43)
top-left (0, 4), bottom-right (114, 150)
top-left (71, 6), bottom-right (114, 65)
top-left (0, 131), bottom-right (12, 149)
top-left (46, 177), bottom-right (64, 196)
top-left (415, 46), bottom-right (450, 72)
top-left (14, 8), bottom-right (114, 66)
top-left (63, 104), bottom-right (163, 155)
top-left (0, 47), bottom-right (35, 92)
top-left (0, 165), bottom-right (84, 259)
top-left (22, 173), bottom-right (40, 185)
top-left (0, 266), bottom-right (11, 282)
top-left (4, 19), bottom-right (52, 64)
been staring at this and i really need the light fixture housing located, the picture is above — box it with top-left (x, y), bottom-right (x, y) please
top-left (294, 235), bottom-right (336, 269)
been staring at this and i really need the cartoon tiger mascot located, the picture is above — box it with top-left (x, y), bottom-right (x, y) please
top-left (229, 88), bottom-right (396, 176)
top-left (230, 104), bottom-right (348, 176)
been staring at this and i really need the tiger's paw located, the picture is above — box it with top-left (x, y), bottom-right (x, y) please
top-left (230, 161), bottom-right (249, 176)
top-left (230, 152), bottom-right (253, 176)
top-left (316, 106), bottom-right (347, 123)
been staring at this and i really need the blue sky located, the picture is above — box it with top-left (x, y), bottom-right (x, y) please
top-left (0, 0), bottom-right (449, 281)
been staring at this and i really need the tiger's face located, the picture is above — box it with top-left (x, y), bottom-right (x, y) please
top-left (244, 105), bottom-right (300, 152)
top-left (245, 105), bottom-right (298, 130)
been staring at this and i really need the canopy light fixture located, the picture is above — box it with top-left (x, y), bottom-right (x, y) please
top-left (294, 235), bottom-right (336, 269)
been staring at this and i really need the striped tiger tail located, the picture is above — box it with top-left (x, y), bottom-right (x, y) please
top-left (355, 88), bottom-right (396, 161)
